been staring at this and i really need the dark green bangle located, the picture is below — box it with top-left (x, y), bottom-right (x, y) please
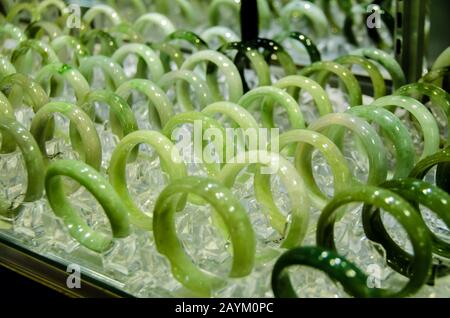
top-left (274, 31), bottom-right (321, 64)
top-left (80, 29), bottom-right (118, 57)
top-left (165, 30), bottom-right (208, 51)
top-left (317, 186), bottom-right (432, 297)
top-left (272, 246), bottom-right (375, 298)
top-left (420, 67), bottom-right (449, 87)
top-left (362, 179), bottom-right (450, 281)
top-left (24, 21), bottom-right (62, 41)
top-left (10, 39), bottom-right (59, 74)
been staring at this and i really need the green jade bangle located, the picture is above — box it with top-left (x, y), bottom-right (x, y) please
top-left (0, 91), bottom-right (16, 153)
top-left (306, 113), bottom-right (388, 185)
top-left (395, 83), bottom-right (450, 146)
top-left (280, 0), bottom-right (328, 38)
top-left (0, 55), bottom-right (16, 79)
top-left (315, 55), bottom-right (387, 99)
top-left (180, 50), bottom-right (243, 103)
top-left (165, 30), bottom-right (209, 52)
top-left (317, 186), bottom-right (432, 297)
top-left (430, 47), bottom-right (450, 88)
top-left (80, 30), bottom-right (118, 57)
top-left (272, 246), bottom-right (376, 298)
top-left (153, 176), bottom-right (255, 296)
top-left (25, 21), bottom-right (62, 41)
top-left (362, 179), bottom-right (450, 280)
top-left (45, 160), bottom-right (129, 253)
top-left (10, 39), bottom-right (60, 75)
top-left (134, 13), bottom-right (176, 41)
top-left (115, 79), bottom-right (174, 129)
top-left (201, 102), bottom-right (259, 131)
top-left (6, 3), bottom-right (40, 23)
top-left (37, 0), bottom-right (66, 16)
top-left (420, 67), bottom-right (449, 90)
top-left (274, 31), bottom-right (321, 64)
top-left (158, 70), bottom-right (213, 112)
top-left (109, 22), bottom-right (143, 45)
top-left (352, 48), bottom-right (406, 90)
top-left (0, 23), bottom-right (27, 44)
top-left (208, 0), bottom-right (239, 26)
top-left (200, 27), bottom-right (239, 47)
top-left (219, 150), bottom-right (310, 248)
top-left (35, 63), bottom-right (90, 102)
top-left (30, 101), bottom-right (102, 173)
top-left (299, 61), bottom-right (363, 107)
top-left (238, 86), bottom-right (306, 130)
top-left (51, 35), bottom-right (89, 66)
top-left (111, 43), bottom-right (164, 82)
top-left (150, 42), bottom-right (184, 71)
top-left (109, 130), bottom-right (187, 230)
top-left (78, 55), bottom-right (126, 91)
top-left (371, 95), bottom-right (440, 160)
top-left (83, 4), bottom-right (122, 28)
top-left (0, 116), bottom-right (45, 218)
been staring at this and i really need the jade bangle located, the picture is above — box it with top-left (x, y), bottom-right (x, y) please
top-left (80, 30), bottom-right (118, 57)
top-left (78, 55), bottom-right (126, 91)
top-left (83, 4), bottom-right (122, 28)
top-left (10, 39), bottom-right (60, 75)
top-left (153, 176), bottom-right (255, 296)
top-left (0, 55), bottom-right (16, 79)
top-left (112, 43), bottom-right (164, 82)
top-left (0, 91), bottom-right (16, 153)
top-left (277, 129), bottom-right (353, 209)
top-left (158, 70), bottom-right (213, 111)
top-left (109, 22), bottom-right (143, 44)
top-left (180, 50), bottom-right (243, 103)
top-left (30, 101), bottom-right (102, 172)
top-left (35, 63), bottom-right (90, 102)
top-left (165, 30), bottom-right (208, 51)
top-left (51, 35), bottom-right (89, 66)
top-left (219, 150), bottom-right (310, 248)
top-left (45, 160), bottom-right (129, 253)
top-left (352, 48), bottom-right (406, 90)
top-left (0, 23), bottom-right (27, 44)
top-left (0, 116), bottom-right (45, 218)
top-left (115, 79), bottom-right (174, 129)
top-left (307, 113), bottom-right (388, 185)
top-left (317, 186), bottom-right (432, 297)
top-left (299, 61), bottom-right (363, 107)
top-left (25, 21), bottom-right (62, 41)
top-left (6, 3), bottom-right (40, 23)
top-left (134, 13), bottom-right (176, 42)
top-left (345, 106), bottom-right (415, 179)
top-left (273, 75), bottom-right (334, 118)
top-left (430, 47), bottom-right (450, 88)
top-left (37, 0), bottom-right (66, 17)
top-left (362, 179), bottom-right (450, 281)
top-left (150, 42), bottom-right (184, 71)
top-left (208, 0), bottom-right (239, 26)
top-left (109, 130), bottom-right (187, 231)
top-left (274, 31), bottom-right (321, 64)
top-left (272, 246), bottom-right (375, 298)
top-left (280, 1), bottom-right (328, 37)
top-left (200, 27), bottom-right (239, 47)
top-left (201, 102), bottom-right (260, 131)
top-left (371, 95), bottom-right (440, 160)
top-left (238, 86), bottom-right (306, 129)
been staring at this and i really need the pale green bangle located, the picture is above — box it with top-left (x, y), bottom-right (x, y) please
top-left (109, 130), bottom-right (187, 231)
top-left (83, 4), bottom-right (122, 27)
top-left (10, 39), bottom-right (60, 75)
top-left (316, 55), bottom-right (387, 99)
top-left (45, 159), bottom-right (130, 253)
top-left (352, 48), bottom-right (406, 90)
top-left (0, 116), bottom-right (45, 218)
top-left (273, 75), bottom-right (334, 118)
top-left (25, 21), bottom-right (62, 41)
top-left (30, 101), bottom-right (102, 173)
top-left (51, 35), bottom-right (89, 66)
top-left (111, 43), bottom-right (164, 82)
top-left (6, 3), bottom-right (40, 23)
top-left (158, 70), bottom-right (213, 111)
top-left (78, 55), bottom-right (126, 91)
top-left (277, 129), bottom-right (354, 209)
top-left (35, 63), bottom-right (90, 102)
top-left (153, 176), bottom-right (255, 296)
top-left (200, 27), bottom-right (240, 47)
top-left (0, 23), bottom-right (27, 43)
top-left (37, 0), bottom-right (66, 18)
top-left (80, 30), bottom-right (118, 57)
top-left (180, 50), bottom-right (243, 103)
top-left (238, 86), bottom-right (306, 129)
top-left (201, 102), bottom-right (260, 131)
top-left (220, 150), bottom-right (311, 248)
top-left (371, 95), bottom-right (440, 160)
top-left (109, 22), bottom-right (143, 45)
top-left (280, 0), bottom-right (328, 38)
top-left (150, 42), bottom-right (184, 71)
top-left (208, 0), bottom-right (239, 26)
top-left (307, 113), bottom-right (388, 186)
top-left (165, 30), bottom-right (209, 51)
top-left (0, 54), bottom-right (16, 79)
top-left (0, 91), bottom-right (16, 153)
top-left (134, 13), bottom-right (176, 42)
top-left (299, 61), bottom-right (363, 107)
top-left (115, 79), bottom-right (174, 129)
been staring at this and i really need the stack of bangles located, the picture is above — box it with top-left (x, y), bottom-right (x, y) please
top-left (0, 0), bottom-right (449, 298)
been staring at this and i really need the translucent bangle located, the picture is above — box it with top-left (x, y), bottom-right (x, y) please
top-left (307, 113), bottom-right (388, 186)
top-left (420, 67), bottom-right (449, 90)
top-left (362, 179), bottom-right (450, 280)
top-left (153, 176), bottom-right (255, 296)
top-left (51, 35), bottom-right (89, 66)
top-left (352, 48), bottom-right (406, 90)
top-left (200, 27), bottom-right (240, 47)
top-left (0, 55), bottom-right (16, 79)
top-left (80, 30), bottom-right (118, 57)
top-left (371, 96), bottom-right (440, 160)
top-left (109, 130), bottom-right (187, 231)
top-left (83, 4), bottom-right (122, 28)
top-left (0, 116), bottom-right (45, 218)
top-left (280, 0), bottom-right (328, 38)
top-left (238, 86), bottom-right (306, 129)
top-left (134, 13), bottom-right (176, 41)
top-left (111, 43), bottom-right (164, 82)
top-left (35, 63), bottom-right (90, 102)
top-left (149, 43), bottom-right (184, 71)
top-left (37, 0), bottom-right (66, 18)
top-left (0, 23), bottom-right (27, 43)
top-left (78, 55), bottom-right (126, 91)
top-left (165, 30), bottom-right (209, 51)
top-left (45, 160), bottom-right (130, 253)
top-left (272, 246), bottom-right (375, 298)
top-left (208, 0), bottom-right (239, 26)
top-left (115, 79), bottom-right (174, 129)
top-left (10, 39), bottom-right (60, 74)
top-left (109, 22), bottom-right (143, 44)
top-left (6, 3), bottom-right (40, 23)
top-left (0, 91), bottom-right (16, 153)
top-left (201, 102), bottom-right (259, 131)
top-left (274, 31), bottom-right (321, 65)
top-left (30, 101), bottom-right (102, 173)
top-left (25, 21), bottom-right (62, 41)
top-left (181, 50), bottom-right (243, 103)
top-left (158, 70), bottom-right (213, 111)
top-left (299, 61), bottom-right (363, 107)
top-left (317, 186), bottom-right (432, 297)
